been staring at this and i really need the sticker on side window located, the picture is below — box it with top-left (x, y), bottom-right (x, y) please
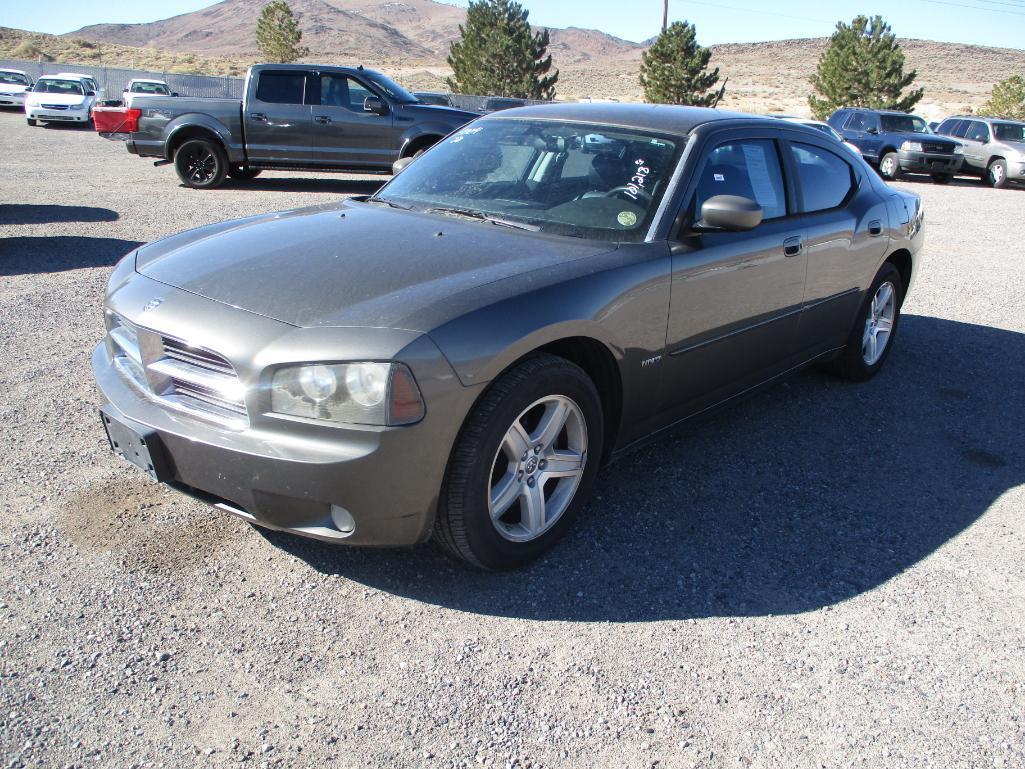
top-left (621, 159), bottom-right (651, 201)
top-left (741, 144), bottom-right (778, 210)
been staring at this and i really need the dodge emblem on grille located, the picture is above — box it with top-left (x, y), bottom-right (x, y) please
top-left (142, 298), bottom-right (163, 312)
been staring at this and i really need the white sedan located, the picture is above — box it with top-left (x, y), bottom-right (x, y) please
top-left (0, 69), bottom-right (33, 108)
top-left (122, 78), bottom-right (175, 108)
top-left (24, 77), bottom-right (97, 126)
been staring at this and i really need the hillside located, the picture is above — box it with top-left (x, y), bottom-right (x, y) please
top-left (2, 2), bottom-right (1022, 118)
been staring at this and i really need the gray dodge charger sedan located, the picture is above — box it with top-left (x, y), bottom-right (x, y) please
top-left (95, 104), bottom-right (924, 569)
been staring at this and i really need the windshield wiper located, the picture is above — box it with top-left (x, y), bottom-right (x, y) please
top-left (365, 196), bottom-right (412, 210)
top-left (425, 206), bottom-right (541, 231)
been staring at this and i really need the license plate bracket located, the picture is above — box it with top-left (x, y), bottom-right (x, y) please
top-left (100, 407), bottom-right (172, 483)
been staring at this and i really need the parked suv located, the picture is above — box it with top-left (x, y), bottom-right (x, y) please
top-left (934, 115), bottom-right (1025, 188)
top-left (829, 108), bottom-right (963, 183)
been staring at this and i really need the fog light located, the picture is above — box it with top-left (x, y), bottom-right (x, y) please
top-left (330, 504), bottom-right (355, 534)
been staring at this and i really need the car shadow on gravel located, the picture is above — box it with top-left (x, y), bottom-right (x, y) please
top-left (267, 314), bottom-right (1025, 622)
top-left (214, 178), bottom-right (386, 194)
top-left (0, 204), bottom-right (119, 225)
top-left (0, 236), bottom-right (142, 275)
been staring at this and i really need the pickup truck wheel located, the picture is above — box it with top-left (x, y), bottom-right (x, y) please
top-left (878, 152), bottom-right (901, 181)
top-left (228, 166), bottom-right (262, 180)
top-left (434, 353), bottom-right (603, 570)
top-left (986, 159), bottom-right (1008, 189)
top-left (26, 118), bottom-right (36, 126)
top-left (830, 262), bottom-right (904, 382)
top-left (930, 173), bottom-right (951, 184)
top-left (174, 138), bottom-right (228, 189)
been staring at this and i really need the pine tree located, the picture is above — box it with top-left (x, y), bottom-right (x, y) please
top-left (809, 15), bottom-right (923, 120)
top-left (639, 21), bottom-right (719, 107)
top-left (981, 75), bottom-right (1025, 120)
top-left (446, 0), bottom-right (558, 100)
top-left (256, 1), bottom-right (308, 64)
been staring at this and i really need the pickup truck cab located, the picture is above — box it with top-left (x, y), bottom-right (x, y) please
top-left (828, 108), bottom-right (963, 183)
top-left (95, 64), bottom-right (477, 188)
top-left (934, 115), bottom-right (1025, 188)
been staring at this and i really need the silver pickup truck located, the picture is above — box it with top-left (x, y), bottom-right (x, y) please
top-left (94, 64), bottom-right (477, 188)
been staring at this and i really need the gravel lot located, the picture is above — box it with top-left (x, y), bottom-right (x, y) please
top-left (1, 109), bottom-right (1023, 769)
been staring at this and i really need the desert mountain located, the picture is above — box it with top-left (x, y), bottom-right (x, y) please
top-left (69, 0), bottom-right (643, 64)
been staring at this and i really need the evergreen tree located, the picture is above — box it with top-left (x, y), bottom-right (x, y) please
top-left (809, 15), bottom-right (923, 120)
top-left (981, 75), bottom-right (1025, 120)
top-left (447, 0), bottom-right (558, 100)
top-left (639, 21), bottom-right (719, 106)
top-left (256, 1), bottom-right (308, 64)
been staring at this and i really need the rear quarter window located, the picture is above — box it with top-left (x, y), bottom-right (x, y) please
top-left (255, 72), bottom-right (307, 104)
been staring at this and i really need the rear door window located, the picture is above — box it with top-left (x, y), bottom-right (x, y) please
top-left (789, 143), bottom-right (856, 213)
top-left (255, 71), bottom-right (307, 104)
top-left (694, 139), bottom-right (788, 220)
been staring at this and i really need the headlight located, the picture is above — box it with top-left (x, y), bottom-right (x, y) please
top-left (901, 141), bottom-right (923, 153)
top-left (953, 144), bottom-right (964, 154)
top-left (68, 103), bottom-right (85, 110)
top-left (270, 362), bottom-right (425, 426)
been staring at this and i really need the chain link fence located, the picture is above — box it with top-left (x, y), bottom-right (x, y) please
top-left (0, 58), bottom-right (551, 109)
top-left (0, 58), bottom-right (243, 99)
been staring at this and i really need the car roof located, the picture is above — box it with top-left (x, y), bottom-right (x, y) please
top-left (127, 79), bottom-right (168, 85)
top-left (478, 102), bottom-right (773, 136)
top-left (947, 114), bottom-right (1025, 125)
top-left (0, 68), bottom-right (28, 75)
top-left (54, 72), bottom-right (93, 78)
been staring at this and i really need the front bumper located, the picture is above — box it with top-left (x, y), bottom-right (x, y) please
top-left (26, 106), bottom-right (90, 122)
top-left (897, 150), bottom-right (963, 174)
top-left (92, 280), bottom-right (480, 547)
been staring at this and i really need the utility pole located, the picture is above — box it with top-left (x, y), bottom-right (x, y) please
top-left (662, 0), bottom-right (668, 32)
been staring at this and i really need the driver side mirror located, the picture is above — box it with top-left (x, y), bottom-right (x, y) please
top-left (696, 195), bottom-right (763, 232)
top-left (364, 96), bottom-right (388, 116)
top-left (171, 92), bottom-right (179, 97)
top-left (86, 90), bottom-right (96, 96)
top-left (867, 126), bottom-right (879, 135)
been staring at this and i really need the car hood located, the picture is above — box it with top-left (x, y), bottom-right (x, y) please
top-left (405, 103), bottom-right (478, 122)
top-left (135, 200), bottom-right (617, 331)
top-left (28, 92), bottom-right (86, 105)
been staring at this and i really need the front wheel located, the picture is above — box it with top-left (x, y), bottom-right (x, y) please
top-left (434, 354), bottom-right (604, 570)
top-left (986, 158), bottom-right (1008, 189)
top-left (830, 262), bottom-right (904, 382)
top-left (878, 152), bottom-right (901, 181)
top-left (173, 138), bottom-right (228, 189)
top-left (26, 118), bottom-right (36, 126)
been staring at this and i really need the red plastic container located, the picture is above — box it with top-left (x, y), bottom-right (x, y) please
top-left (92, 106), bottom-right (141, 135)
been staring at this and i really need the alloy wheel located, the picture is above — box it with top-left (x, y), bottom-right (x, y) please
top-left (487, 395), bottom-right (587, 543)
top-left (183, 147), bottom-right (216, 184)
top-left (862, 281), bottom-right (896, 366)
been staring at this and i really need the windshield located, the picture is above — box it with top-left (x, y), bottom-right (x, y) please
top-left (993, 122), bottom-right (1025, 143)
top-left (375, 119), bottom-right (683, 242)
top-left (806, 122), bottom-right (844, 142)
top-left (880, 114), bottom-right (930, 134)
top-left (0, 72), bottom-right (29, 86)
top-left (363, 70), bottom-right (418, 104)
top-left (130, 82), bottom-right (171, 95)
top-left (33, 79), bottom-right (85, 96)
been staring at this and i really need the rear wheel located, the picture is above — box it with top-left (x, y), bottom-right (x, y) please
top-left (434, 354), bottom-right (604, 570)
top-left (830, 262), bottom-right (904, 382)
top-left (26, 118), bottom-right (36, 126)
top-left (878, 152), bottom-right (901, 181)
top-left (931, 173), bottom-right (951, 184)
top-left (228, 165), bottom-right (262, 180)
top-left (173, 138), bottom-right (228, 189)
top-left (986, 158), bottom-right (1008, 189)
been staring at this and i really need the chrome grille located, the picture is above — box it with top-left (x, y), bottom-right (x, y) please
top-left (107, 314), bottom-right (248, 429)
top-left (41, 104), bottom-right (69, 110)
top-left (922, 141), bottom-right (952, 154)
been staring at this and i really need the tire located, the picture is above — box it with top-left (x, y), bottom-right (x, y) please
top-left (986, 158), bottom-right (1008, 189)
top-left (173, 138), bottom-right (228, 189)
top-left (228, 165), bottom-right (262, 180)
top-left (434, 353), bottom-right (604, 570)
top-left (931, 173), bottom-right (951, 184)
top-left (878, 152), bottom-right (901, 181)
top-left (831, 262), bottom-right (904, 382)
top-left (26, 118), bottom-right (36, 126)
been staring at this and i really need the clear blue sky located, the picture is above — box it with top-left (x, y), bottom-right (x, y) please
top-left (3, 0), bottom-right (1024, 49)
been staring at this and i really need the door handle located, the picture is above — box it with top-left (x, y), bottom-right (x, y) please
top-left (868, 220), bottom-right (883, 236)
top-left (314, 115), bottom-right (332, 124)
top-left (249, 112), bottom-right (267, 122)
top-left (783, 236), bottom-right (803, 257)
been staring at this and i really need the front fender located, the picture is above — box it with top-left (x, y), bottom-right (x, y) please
top-left (163, 114), bottom-right (243, 163)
